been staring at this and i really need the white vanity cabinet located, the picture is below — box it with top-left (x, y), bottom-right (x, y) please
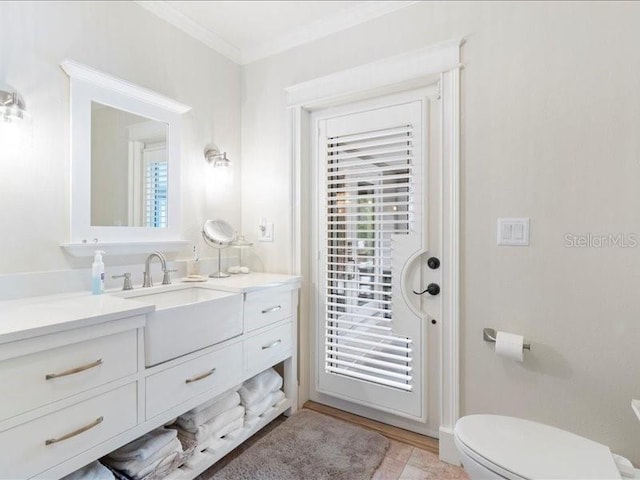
top-left (0, 273), bottom-right (300, 480)
top-left (0, 308), bottom-right (147, 480)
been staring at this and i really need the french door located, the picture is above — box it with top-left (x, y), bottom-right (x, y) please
top-left (311, 87), bottom-right (441, 425)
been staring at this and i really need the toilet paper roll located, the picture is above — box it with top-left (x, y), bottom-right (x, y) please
top-left (495, 331), bottom-right (524, 362)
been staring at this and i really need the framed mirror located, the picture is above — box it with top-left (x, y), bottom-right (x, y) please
top-left (60, 60), bottom-right (191, 256)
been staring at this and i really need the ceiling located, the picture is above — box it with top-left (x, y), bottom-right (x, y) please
top-left (136, 1), bottom-right (416, 65)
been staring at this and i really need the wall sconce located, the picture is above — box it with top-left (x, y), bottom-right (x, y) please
top-left (0, 84), bottom-right (32, 149)
top-left (204, 145), bottom-right (230, 168)
top-left (204, 144), bottom-right (232, 186)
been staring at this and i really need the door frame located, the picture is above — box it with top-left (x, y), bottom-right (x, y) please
top-left (285, 38), bottom-right (463, 464)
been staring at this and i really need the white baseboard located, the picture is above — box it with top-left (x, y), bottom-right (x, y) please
top-left (439, 426), bottom-right (460, 466)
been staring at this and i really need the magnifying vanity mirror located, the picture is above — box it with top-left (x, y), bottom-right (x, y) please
top-left (60, 60), bottom-right (191, 256)
top-left (202, 219), bottom-right (237, 278)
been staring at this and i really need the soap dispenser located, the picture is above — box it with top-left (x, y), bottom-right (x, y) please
top-left (91, 250), bottom-right (106, 295)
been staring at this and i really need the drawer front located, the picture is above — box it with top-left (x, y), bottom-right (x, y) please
top-left (244, 322), bottom-right (293, 376)
top-left (146, 342), bottom-right (243, 419)
top-left (244, 286), bottom-right (292, 332)
top-left (0, 329), bottom-right (137, 421)
top-left (0, 383), bottom-right (137, 479)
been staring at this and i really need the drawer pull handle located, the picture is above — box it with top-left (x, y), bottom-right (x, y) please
top-left (262, 339), bottom-right (282, 350)
top-left (185, 368), bottom-right (216, 384)
top-left (261, 305), bottom-right (282, 314)
top-left (45, 359), bottom-right (103, 380)
top-left (45, 416), bottom-right (104, 445)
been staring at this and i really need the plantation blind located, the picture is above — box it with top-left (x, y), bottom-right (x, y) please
top-left (324, 124), bottom-right (414, 391)
top-left (143, 151), bottom-right (168, 228)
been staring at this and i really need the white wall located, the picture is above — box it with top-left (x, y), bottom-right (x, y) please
top-left (0, 1), bottom-right (241, 276)
top-left (240, 1), bottom-right (640, 463)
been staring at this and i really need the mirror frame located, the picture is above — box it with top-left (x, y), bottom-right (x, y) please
top-left (60, 60), bottom-right (191, 256)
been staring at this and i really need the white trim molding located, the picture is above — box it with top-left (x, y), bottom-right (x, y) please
top-left (285, 39), bottom-right (462, 107)
top-left (61, 60), bottom-right (191, 114)
top-left (287, 38), bottom-right (463, 464)
top-left (242, 1), bottom-right (419, 65)
top-left (135, 1), bottom-right (418, 65)
top-left (135, 1), bottom-right (243, 64)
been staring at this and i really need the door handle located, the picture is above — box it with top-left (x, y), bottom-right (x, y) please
top-left (413, 283), bottom-right (440, 296)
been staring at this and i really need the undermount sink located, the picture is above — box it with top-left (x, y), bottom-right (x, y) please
top-left (117, 286), bottom-right (243, 367)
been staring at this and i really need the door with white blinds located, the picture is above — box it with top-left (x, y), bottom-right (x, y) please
top-left (142, 146), bottom-right (168, 228)
top-left (129, 141), bottom-right (168, 228)
top-left (314, 93), bottom-right (438, 421)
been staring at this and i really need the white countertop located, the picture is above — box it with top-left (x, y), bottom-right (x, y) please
top-left (0, 294), bottom-right (153, 345)
top-left (0, 272), bottom-right (301, 344)
top-left (198, 272), bottom-right (302, 293)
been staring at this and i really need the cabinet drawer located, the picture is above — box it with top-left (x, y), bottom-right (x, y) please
top-left (244, 322), bottom-right (293, 376)
top-left (146, 342), bottom-right (243, 419)
top-left (0, 329), bottom-right (137, 421)
top-left (0, 382), bottom-right (137, 479)
top-left (244, 286), bottom-right (292, 332)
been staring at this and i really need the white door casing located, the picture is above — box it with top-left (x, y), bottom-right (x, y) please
top-left (286, 39), bottom-right (462, 464)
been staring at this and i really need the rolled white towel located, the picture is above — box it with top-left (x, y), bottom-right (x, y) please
top-left (176, 405), bottom-right (244, 444)
top-left (175, 391), bottom-right (241, 433)
top-left (246, 390), bottom-right (285, 419)
top-left (238, 369), bottom-right (282, 406)
top-left (61, 461), bottom-right (114, 480)
top-left (106, 428), bottom-right (176, 463)
top-left (105, 437), bottom-right (182, 477)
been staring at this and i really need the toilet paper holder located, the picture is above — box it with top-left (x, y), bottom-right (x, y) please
top-left (483, 328), bottom-right (531, 351)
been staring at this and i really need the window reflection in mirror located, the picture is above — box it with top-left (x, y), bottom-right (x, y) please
top-left (90, 101), bottom-right (169, 228)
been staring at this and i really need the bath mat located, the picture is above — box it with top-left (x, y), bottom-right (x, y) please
top-left (207, 409), bottom-right (389, 480)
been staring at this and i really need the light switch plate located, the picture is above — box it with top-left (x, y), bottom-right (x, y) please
top-left (497, 218), bottom-right (530, 246)
top-left (258, 222), bottom-right (274, 242)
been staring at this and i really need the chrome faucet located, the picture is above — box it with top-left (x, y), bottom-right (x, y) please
top-left (143, 251), bottom-right (170, 287)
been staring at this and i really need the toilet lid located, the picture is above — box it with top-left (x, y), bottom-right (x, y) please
top-left (455, 415), bottom-right (621, 480)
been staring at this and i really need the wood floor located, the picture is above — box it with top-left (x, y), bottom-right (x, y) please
top-left (303, 401), bottom-right (439, 454)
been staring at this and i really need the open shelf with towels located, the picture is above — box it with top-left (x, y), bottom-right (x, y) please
top-left (165, 398), bottom-right (292, 480)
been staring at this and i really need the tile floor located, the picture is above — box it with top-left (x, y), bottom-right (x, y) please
top-left (373, 440), bottom-right (469, 480)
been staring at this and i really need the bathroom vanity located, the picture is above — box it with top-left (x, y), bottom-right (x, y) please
top-left (0, 273), bottom-right (300, 479)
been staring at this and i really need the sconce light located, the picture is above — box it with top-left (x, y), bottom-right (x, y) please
top-left (0, 84), bottom-right (32, 149)
top-left (0, 85), bottom-right (27, 123)
top-left (204, 144), bottom-right (232, 186)
top-left (204, 145), bottom-right (230, 169)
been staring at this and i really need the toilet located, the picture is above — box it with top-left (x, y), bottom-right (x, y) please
top-left (454, 415), bottom-right (628, 480)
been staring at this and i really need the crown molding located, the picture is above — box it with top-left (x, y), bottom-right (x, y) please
top-left (135, 1), bottom-right (242, 64)
top-left (241, 1), bottom-right (419, 65)
top-left (135, 1), bottom-right (418, 65)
